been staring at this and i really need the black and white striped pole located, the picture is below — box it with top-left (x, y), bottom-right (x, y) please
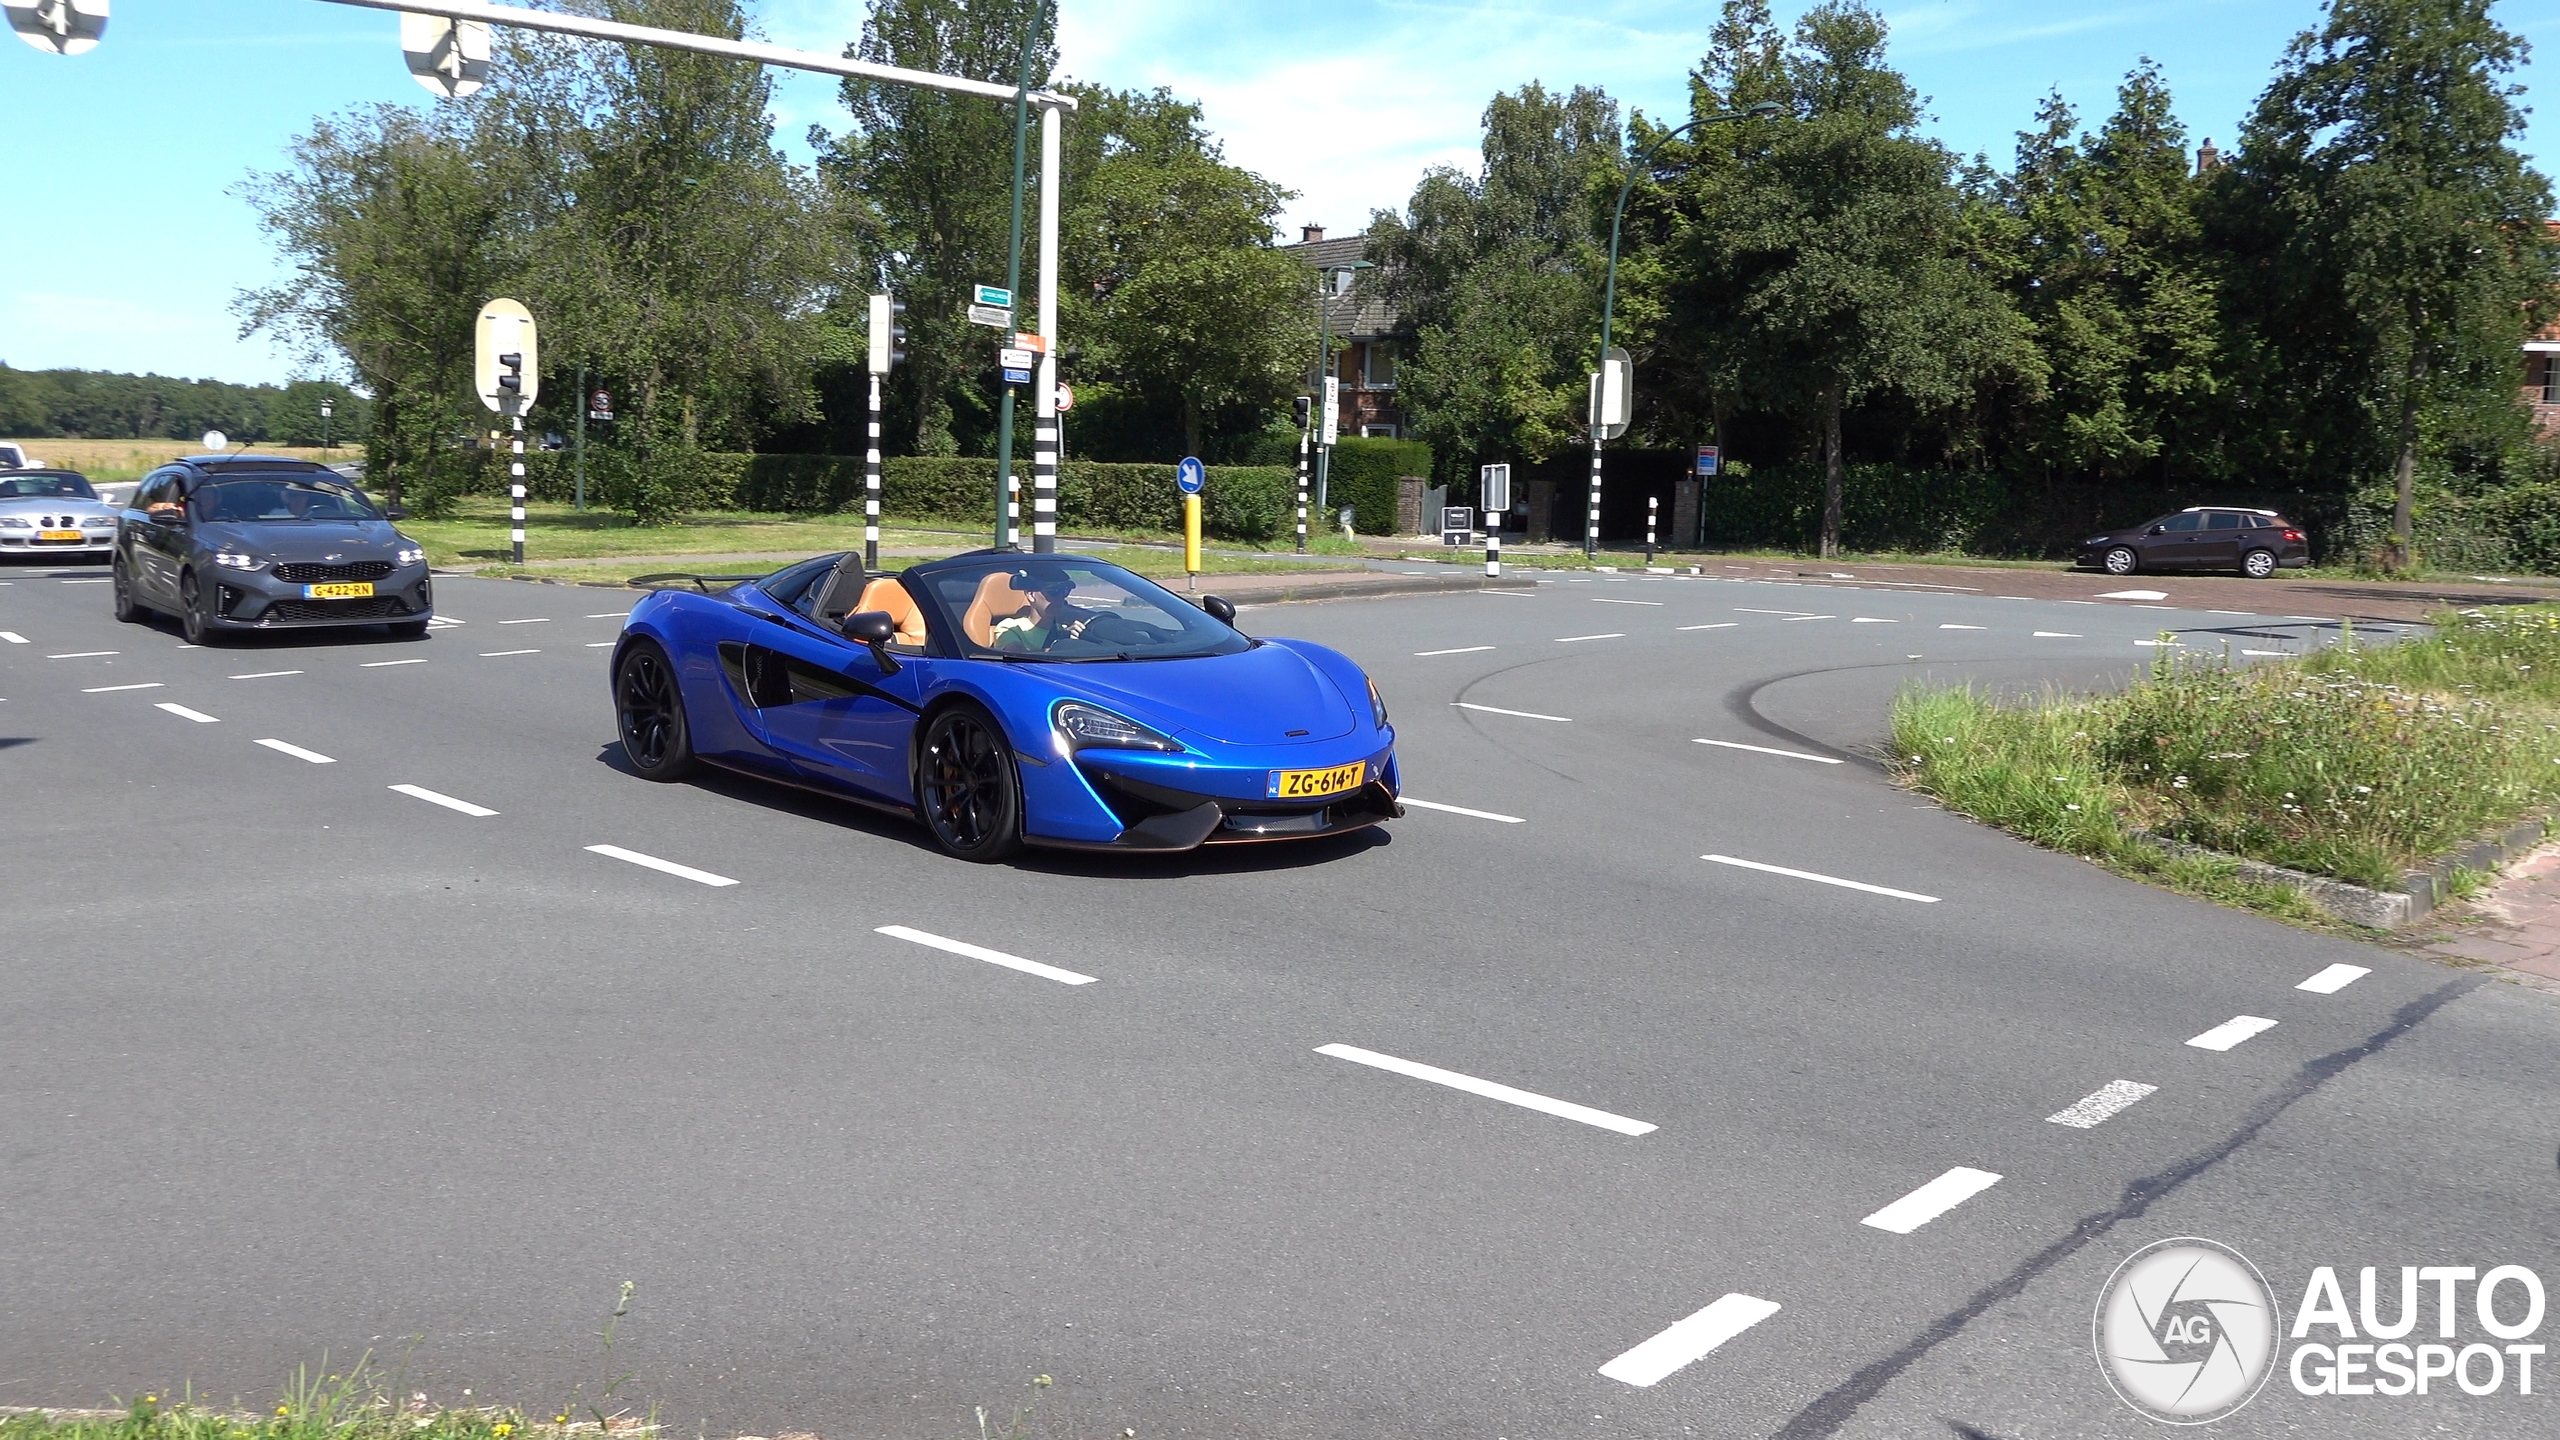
top-left (1293, 395), bottom-right (1312, 552)
top-left (867, 292), bottom-right (905, 570)
top-left (473, 298), bottom-right (538, 566)
top-left (1645, 493), bottom-right (1657, 567)
top-left (1481, 462), bottom-right (1509, 580)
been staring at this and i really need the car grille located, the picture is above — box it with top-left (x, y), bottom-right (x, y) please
top-left (275, 560), bottom-right (394, 583)
top-left (267, 596), bottom-right (410, 622)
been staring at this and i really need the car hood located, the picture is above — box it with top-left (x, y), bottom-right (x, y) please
top-left (0, 495), bottom-right (112, 518)
top-left (192, 520), bottom-right (403, 560)
top-left (1037, 641), bottom-right (1360, 746)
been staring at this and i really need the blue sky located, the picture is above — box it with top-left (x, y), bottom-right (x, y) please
top-left (8, 0), bottom-right (2560, 385)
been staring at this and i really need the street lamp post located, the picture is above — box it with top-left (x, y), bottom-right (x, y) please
top-left (1587, 101), bottom-right (1778, 557)
top-left (319, 396), bottom-right (333, 453)
top-left (1312, 259), bottom-right (1370, 523)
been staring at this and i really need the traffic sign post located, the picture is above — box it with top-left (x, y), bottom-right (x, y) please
top-left (1695, 444), bottom-right (1719, 477)
top-left (976, 284), bottom-right (1013, 308)
top-left (1646, 492), bottom-right (1658, 566)
top-left (9, 0), bottom-right (108, 55)
top-left (1292, 395), bottom-right (1312, 554)
top-left (1585, 346), bottom-right (1630, 558)
top-left (474, 299), bottom-right (538, 565)
top-left (866, 293), bottom-right (905, 569)
top-left (1479, 463), bottom-right (1510, 578)
top-left (967, 303), bottom-right (1011, 329)
top-left (400, 11), bottom-right (489, 97)
top-left (1176, 457), bottom-right (1205, 588)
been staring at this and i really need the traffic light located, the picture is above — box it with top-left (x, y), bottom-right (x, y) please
top-left (1293, 395), bottom-right (1312, 429)
top-left (868, 293), bottom-right (908, 375)
top-left (496, 352), bottom-right (525, 396)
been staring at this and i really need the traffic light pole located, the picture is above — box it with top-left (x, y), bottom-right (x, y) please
top-left (1294, 412), bottom-right (1310, 553)
top-left (865, 373), bottom-right (882, 571)
top-left (509, 413), bottom-right (525, 566)
top-left (1031, 101), bottom-right (1060, 554)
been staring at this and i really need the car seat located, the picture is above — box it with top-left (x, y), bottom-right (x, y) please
top-left (853, 577), bottom-right (929, 647)
top-left (960, 571), bottom-right (1036, 647)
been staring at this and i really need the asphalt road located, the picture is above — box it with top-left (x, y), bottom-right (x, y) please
top-left (4, 561), bottom-right (2555, 1440)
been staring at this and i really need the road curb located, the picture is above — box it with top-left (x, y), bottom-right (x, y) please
top-left (1215, 572), bottom-right (1518, 605)
top-left (2135, 815), bottom-right (2551, 929)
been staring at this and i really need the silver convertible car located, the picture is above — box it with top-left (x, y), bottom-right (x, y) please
top-left (0, 470), bottom-right (118, 559)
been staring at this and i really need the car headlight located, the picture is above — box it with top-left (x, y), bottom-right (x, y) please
top-left (1366, 675), bottom-right (1390, 728)
top-left (214, 552), bottom-right (266, 570)
top-left (395, 546), bottom-right (425, 566)
top-left (2086, 536), bottom-right (2112, 545)
top-left (82, 514), bottom-right (113, 528)
top-left (1053, 701), bottom-right (1182, 753)
top-left (0, 517), bottom-right (29, 530)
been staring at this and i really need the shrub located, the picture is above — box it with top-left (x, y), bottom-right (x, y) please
top-left (1323, 437), bottom-right (1432, 534)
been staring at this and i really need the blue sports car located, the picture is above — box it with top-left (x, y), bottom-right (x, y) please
top-left (609, 550), bottom-right (1402, 860)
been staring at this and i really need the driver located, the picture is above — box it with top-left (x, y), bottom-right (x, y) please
top-left (990, 572), bottom-right (1136, 652)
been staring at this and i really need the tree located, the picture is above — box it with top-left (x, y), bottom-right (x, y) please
top-left (2238, 0), bottom-right (2556, 568)
top-left (1666, 0), bottom-right (2036, 555)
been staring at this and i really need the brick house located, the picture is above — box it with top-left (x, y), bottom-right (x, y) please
top-left (2526, 324), bottom-right (2560, 434)
top-left (1282, 225), bottom-right (1405, 438)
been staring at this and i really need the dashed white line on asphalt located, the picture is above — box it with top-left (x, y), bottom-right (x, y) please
top-left (585, 843), bottom-right (738, 886)
top-left (498, 617), bottom-right (550, 624)
top-left (255, 738), bottom-right (335, 764)
top-left (2048, 1080), bottom-right (2157, 1128)
top-left (585, 641), bottom-right (615, 647)
top-left (1694, 738), bottom-right (1843, 764)
top-left (1702, 854), bottom-right (1940, 902)
top-left (479, 649), bottom-right (541, 657)
top-left (2132, 604), bottom-right (2176, 610)
top-left (2241, 649), bottom-right (2289, 657)
top-left (2133, 640), bottom-right (2182, 648)
top-left (1938, 624), bottom-right (1985, 630)
top-left (1852, 617), bottom-right (1897, 623)
top-left (361, 658), bottom-right (428, 667)
top-left (48, 650), bottom-right (117, 659)
top-left (2032, 631), bottom-right (2081, 638)
top-left (1401, 797), bottom-right (1526, 823)
top-left (2209, 609), bottom-right (2255, 616)
top-left (1415, 645), bottom-right (1496, 656)
top-left (59, 578), bottom-right (109, 585)
top-left (1782, 614), bottom-right (1837, 621)
top-left (1313, 1042), bottom-right (1656, 1135)
top-left (1736, 607), bottom-right (1824, 617)
top-left (1481, 588), bottom-right (1538, 597)
top-left (585, 612), bottom-right (630, 619)
top-left (0, 632), bottom-right (25, 644)
top-left (2187, 1015), bottom-right (2279, 1051)
top-left (1862, 1167), bottom-right (2003, 1233)
top-left (1598, 1294), bottom-right (1783, 1388)
top-left (230, 670), bottom-right (303, 680)
top-left (1454, 701), bottom-right (1571, 722)
top-left (391, 784), bottom-right (498, 817)
top-left (2297, 963), bottom-right (2371, 993)
top-left (874, 924), bottom-right (1096, 985)
top-left (1555, 632), bottom-right (1624, 643)
top-left (1678, 622), bottom-right (1739, 631)
top-left (2098, 590), bottom-right (2169, 600)
top-left (83, 682), bottom-right (163, 693)
top-left (1592, 597), bottom-right (1663, 606)
top-left (155, 702), bottom-right (219, 723)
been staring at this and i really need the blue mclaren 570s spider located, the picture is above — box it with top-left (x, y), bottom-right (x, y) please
top-left (608, 549), bottom-right (1402, 860)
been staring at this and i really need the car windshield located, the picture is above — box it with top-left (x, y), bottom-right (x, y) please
top-left (192, 478), bottom-right (380, 523)
top-left (918, 556), bottom-right (1251, 661)
top-left (0, 474), bottom-right (96, 500)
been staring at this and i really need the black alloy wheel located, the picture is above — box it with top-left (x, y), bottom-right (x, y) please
top-left (2241, 548), bottom-right (2277, 579)
top-left (179, 570), bottom-right (221, 646)
top-left (916, 704), bottom-right (1023, 862)
top-left (615, 640), bottom-right (697, 780)
top-left (2101, 546), bottom-right (2139, 576)
top-left (111, 557), bottom-right (143, 623)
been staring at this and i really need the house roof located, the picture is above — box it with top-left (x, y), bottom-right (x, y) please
top-left (1282, 233), bottom-right (1398, 339)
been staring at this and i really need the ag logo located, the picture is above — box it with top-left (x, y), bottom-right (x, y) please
top-left (2095, 1237), bottom-right (2281, 1424)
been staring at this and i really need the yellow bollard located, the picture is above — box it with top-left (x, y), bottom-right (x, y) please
top-left (1183, 493), bottom-right (1202, 581)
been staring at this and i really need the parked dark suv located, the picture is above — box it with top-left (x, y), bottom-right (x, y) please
top-left (2074, 508), bottom-right (2311, 578)
top-left (112, 456), bottom-right (432, 644)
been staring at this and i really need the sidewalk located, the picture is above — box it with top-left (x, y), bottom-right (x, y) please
top-left (2416, 845), bottom-right (2560, 988)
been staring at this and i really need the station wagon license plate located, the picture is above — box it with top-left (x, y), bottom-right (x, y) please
top-left (303, 582), bottom-right (375, 600)
top-left (1268, 762), bottom-right (1363, 799)
top-left (37, 529), bottom-right (82, 542)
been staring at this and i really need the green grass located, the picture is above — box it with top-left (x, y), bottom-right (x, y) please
top-left (473, 544), bottom-right (1372, 587)
top-left (1895, 605), bottom-right (2560, 895)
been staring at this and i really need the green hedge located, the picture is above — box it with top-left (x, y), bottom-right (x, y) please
top-left (1322, 437), bottom-right (1433, 534)
top-left (493, 451), bottom-right (1298, 540)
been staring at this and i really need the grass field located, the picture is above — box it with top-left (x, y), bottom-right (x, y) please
top-left (4, 439), bottom-right (346, 482)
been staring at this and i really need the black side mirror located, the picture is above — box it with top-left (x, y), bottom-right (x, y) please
top-left (2147, 525), bottom-right (2165, 536)
top-left (1200, 594), bottom-right (1237, 625)
top-left (840, 610), bottom-right (902, 673)
top-left (384, 504), bottom-right (408, 521)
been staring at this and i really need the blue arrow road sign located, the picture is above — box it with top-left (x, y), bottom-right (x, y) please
top-left (1176, 456), bottom-right (1206, 494)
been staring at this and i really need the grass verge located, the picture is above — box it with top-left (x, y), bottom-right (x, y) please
top-left (1893, 605), bottom-right (2560, 912)
top-left (470, 545), bottom-right (1374, 586)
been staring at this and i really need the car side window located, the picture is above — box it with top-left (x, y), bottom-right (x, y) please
top-left (2160, 513), bottom-right (2203, 533)
top-left (2207, 512), bottom-right (2244, 530)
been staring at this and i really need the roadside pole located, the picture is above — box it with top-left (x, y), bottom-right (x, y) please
top-left (1646, 493), bottom-right (1657, 566)
top-left (473, 298), bottom-right (537, 566)
top-left (572, 364), bottom-right (586, 512)
top-left (865, 372), bottom-right (882, 570)
top-left (1031, 101), bottom-right (1060, 554)
top-left (510, 415), bottom-right (525, 564)
top-left (1293, 395), bottom-right (1311, 553)
top-left (1481, 463), bottom-right (1509, 580)
top-left (1177, 456), bottom-right (1205, 594)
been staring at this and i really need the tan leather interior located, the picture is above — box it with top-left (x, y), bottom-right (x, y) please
top-left (854, 577), bottom-right (929, 647)
top-left (959, 571), bottom-right (1036, 647)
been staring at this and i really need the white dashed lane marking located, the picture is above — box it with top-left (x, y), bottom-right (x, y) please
top-left (1591, 597), bottom-right (1662, 606)
top-left (1852, 617), bottom-right (1897, 623)
top-left (83, 682), bottom-right (162, 693)
top-left (1400, 797), bottom-right (1525, 823)
top-left (1454, 701), bottom-right (1571, 722)
top-left (48, 651), bottom-right (117, 659)
top-left (2186, 1016), bottom-right (2279, 1051)
top-left (1678, 622), bottom-right (1739, 631)
top-left (255, 738), bottom-right (335, 764)
top-left (2032, 631), bottom-right (2081, 638)
top-left (1861, 1166), bottom-right (2004, 1233)
top-left (1938, 624), bottom-right (1985, 630)
top-left (1598, 1294), bottom-right (1783, 1388)
top-left (1314, 1043), bottom-right (1656, 1136)
top-left (585, 612), bottom-right (629, 619)
top-left (875, 924), bottom-right (1096, 985)
top-left (2048, 1080), bottom-right (2157, 1129)
top-left (1555, 633), bottom-right (1624, 643)
top-left (1414, 646), bottom-right (1495, 656)
top-left (2297, 963), bottom-right (2370, 993)
top-left (390, 784), bottom-right (499, 817)
top-left (58, 578), bottom-right (109, 585)
top-left (155, 702), bottom-right (219, 723)
top-left (1703, 854), bottom-right (1940, 903)
top-left (1693, 738), bottom-right (1841, 765)
top-left (362, 659), bottom-right (428, 667)
top-left (0, 632), bottom-right (25, 644)
top-left (585, 843), bottom-right (737, 886)
top-left (479, 649), bottom-right (541, 657)
top-left (230, 671), bottom-right (303, 680)
top-left (498, 617), bottom-right (550, 624)
top-left (585, 641), bottom-right (615, 647)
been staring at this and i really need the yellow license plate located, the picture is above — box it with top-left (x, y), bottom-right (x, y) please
top-left (303, 582), bottom-right (375, 599)
top-left (1268, 762), bottom-right (1363, 799)
top-left (37, 529), bottom-right (82, 541)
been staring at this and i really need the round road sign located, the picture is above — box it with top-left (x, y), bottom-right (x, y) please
top-left (1054, 383), bottom-right (1074, 412)
top-left (1176, 456), bottom-right (1205, 495)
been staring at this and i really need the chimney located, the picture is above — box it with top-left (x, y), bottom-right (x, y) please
top-left (1300, 223), bottom-right (1326, 244)
top-left (2195, 138), bottom-right (2222, 175)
